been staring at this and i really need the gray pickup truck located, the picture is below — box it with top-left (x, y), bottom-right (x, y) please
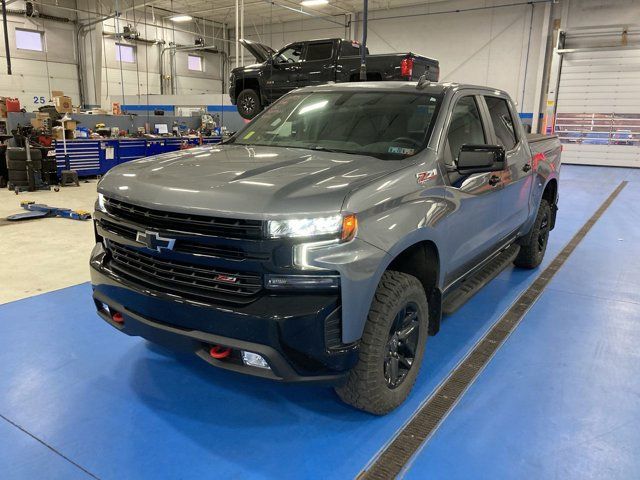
top-left (91, 81), bottom-right (561, 414)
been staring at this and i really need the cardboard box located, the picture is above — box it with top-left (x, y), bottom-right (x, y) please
top-left (36, 112), bottom-right (49, 119)
top-left (63, 120), bottom-right (78, 130)
top-left (51, 90), bottom-right (64, 98)
top-left (53, 95), bottom-right (73, 113)
top-left (31, 118), bottom-right (44, 129)
top-left (52, 126), bottom-right (65, 140)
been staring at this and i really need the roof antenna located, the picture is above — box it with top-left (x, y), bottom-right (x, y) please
top-left (416, 74), bottom-right (430, 89)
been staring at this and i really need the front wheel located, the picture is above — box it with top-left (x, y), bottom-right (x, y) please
top-left (236, 89), bottom-right (263, 120)
top-left (335, 271), bottom-right (429, 415)
top-left (514, 199), bottom-right (551, 269)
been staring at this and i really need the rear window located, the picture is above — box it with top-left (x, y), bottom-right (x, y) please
top-left (485, 96), bottom-right (517, 150)
top-left (305, 42), bottom-right (333, 62)
top-left (340, 41), bottom-right (364, 56)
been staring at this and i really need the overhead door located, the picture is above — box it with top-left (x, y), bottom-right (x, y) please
top-left (554, 49), bottom-right (640, 167)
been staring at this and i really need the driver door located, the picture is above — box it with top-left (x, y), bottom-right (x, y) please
top-left (267, 43), bottom-right (304, 102)
top-left (440, 94), bottom-right (509, 287)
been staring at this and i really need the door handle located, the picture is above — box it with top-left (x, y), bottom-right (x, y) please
top-left (523, 163), bottom-right (532, 172)
top-left (488, 175), bottom-right (501, 186)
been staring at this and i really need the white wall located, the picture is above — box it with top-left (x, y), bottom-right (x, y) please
top-left (0, 1), bottom-right (80, 110)
top-left (237, 0), bottom-right (549, 115)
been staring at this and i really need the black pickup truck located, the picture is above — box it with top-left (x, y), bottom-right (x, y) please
top-left (230, 38), bottom-right (440, 119)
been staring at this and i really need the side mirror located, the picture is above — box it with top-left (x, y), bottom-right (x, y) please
top-left (456, 144), bottom-right (505, 174)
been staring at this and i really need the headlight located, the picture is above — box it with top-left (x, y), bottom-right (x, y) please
top-left (267, 214), bottom-right (357, 241)
top-left (97, 193), bottom-right (107, 212)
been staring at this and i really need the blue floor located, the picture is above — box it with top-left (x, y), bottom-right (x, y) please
top-left (403, 173), bottom-right (640, 479)
top-left (1, 165), bottom-right (639, 479)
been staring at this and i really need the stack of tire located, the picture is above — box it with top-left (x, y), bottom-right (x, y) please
top-left (6, 147), bottom-right (42, 190)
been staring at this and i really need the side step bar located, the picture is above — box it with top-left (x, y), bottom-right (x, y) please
top-left (442, 244), bottom-right (520, 315)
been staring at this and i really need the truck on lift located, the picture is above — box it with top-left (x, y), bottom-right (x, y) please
top-left (229, 38), bottom-right (440, 119)
top-left (91, 81), bottom-right (561, 414)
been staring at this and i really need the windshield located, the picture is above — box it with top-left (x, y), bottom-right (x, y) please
top-left (230, 90), bottom-right (442, 160)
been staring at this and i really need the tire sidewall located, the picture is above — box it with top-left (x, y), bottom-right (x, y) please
top-left (237, 89), bottom-right (262, 120)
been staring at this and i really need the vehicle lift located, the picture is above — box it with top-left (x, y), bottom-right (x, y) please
top-left (7, 201), bottom-right (92, 221)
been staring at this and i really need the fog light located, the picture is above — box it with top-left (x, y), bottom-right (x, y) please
top-left (265, 274), bottom-right (340, 290)
top-left (241, 351), bottom-right (270, 369)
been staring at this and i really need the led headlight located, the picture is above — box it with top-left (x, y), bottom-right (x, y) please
top-left (97, 193), bottom-right (107, 212)
top-left (267, 214), bottom-right (357, 241)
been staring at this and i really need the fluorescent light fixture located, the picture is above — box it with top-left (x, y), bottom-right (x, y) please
top-left (301, 0), bottom-right (328, 5)
top-left (169, 14), bottom-right (193, 22)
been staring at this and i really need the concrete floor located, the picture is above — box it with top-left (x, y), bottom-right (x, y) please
top-left (0, 182), bottom-right (98, 304)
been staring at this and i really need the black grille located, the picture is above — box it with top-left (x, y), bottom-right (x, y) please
top-left (104, 198), bottom-right (264, 239)
top-left (99, 219), bottom-right (258, 261)
top-left (108, 242), bottom-right (263, 304)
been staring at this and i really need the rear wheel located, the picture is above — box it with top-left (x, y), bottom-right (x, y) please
top-left (236, 89), bottom-right (262, 120)
top-left (335, 271), bottom-right (429, 415)
top-left (514, 199), bottom-right (551, 269)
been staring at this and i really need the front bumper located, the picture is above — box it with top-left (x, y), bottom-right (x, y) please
top-left (91, 244), bottom-right (358, 384)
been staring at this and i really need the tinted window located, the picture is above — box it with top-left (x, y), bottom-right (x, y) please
top-left (275, 44), bottom-right (303, 63)
top-left (445, 96), bottom-right (485, 165)
top-left (340, 41), bottom-right (362, 56)
top-left (232, 91), bottom-right (442, 160)
top-left (485, 96), bottom-right (517, 150)
top-left (305, 42), bottom-right (333, 61)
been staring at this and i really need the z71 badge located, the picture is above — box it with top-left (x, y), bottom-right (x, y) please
top-left (416, 168), bottom-right (438, 185)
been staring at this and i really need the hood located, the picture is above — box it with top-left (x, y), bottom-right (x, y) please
top-left (98, 144), bottom-right (407, 219)
top-left (239, 39), bottom-right (276, 63)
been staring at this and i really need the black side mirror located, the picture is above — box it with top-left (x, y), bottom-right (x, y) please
top-left (456, 144), bottom-right (505, 174)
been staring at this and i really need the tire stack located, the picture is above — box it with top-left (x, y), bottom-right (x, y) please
top-left (6, 147), bottom-right (42, 190)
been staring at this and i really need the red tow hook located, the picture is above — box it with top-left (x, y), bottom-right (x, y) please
top-left (209, 345), bottom-right (232, 359)
top-left (112, 312), bottom-right (124, 324)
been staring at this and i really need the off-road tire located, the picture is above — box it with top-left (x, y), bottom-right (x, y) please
top-left (335, 270), bottom-right (429, 415)
top-left (8, 170), bottom-right (28, 182)
top-left (514, 199), bottom-right (551, 269)
top-left (6, 148), bottom-right (41, 161)
top-left (6, 158), bottom-right (26, 170)
top-left (236, 89), bottom-right (263, 120)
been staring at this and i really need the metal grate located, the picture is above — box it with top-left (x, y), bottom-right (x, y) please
top-left (99, 219), bottom-right (256, 261)
top-left (104, 197), bottom-right (265, 239)
top-left (360, 181), bottom-right (628, 480)
top-left (108, 242), bottom-right (263, 304)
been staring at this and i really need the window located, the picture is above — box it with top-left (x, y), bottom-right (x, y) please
top-left (340, 41), bottom-right (364, 57)
top-left (485, 96), bottom-right (517, 150)
top-left (305, 42), bottom-right (333, 62)
top-left (188, 54), bottom-right (203, 71)
top-left (445, 96), bottom-right (485, 166)
top-left (230, 91), bottom-right (442, 160)
top-left (115, 43), bottom-right (136, 63)
top-left (275, 44), bottom-right (304, 64)
top-left (15, 29), bottom-right (44, 52)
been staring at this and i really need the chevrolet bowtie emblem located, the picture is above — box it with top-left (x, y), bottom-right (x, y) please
top-left (136, 230), bottom-right (176, 252)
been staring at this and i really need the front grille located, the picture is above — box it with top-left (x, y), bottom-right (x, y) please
top-left (108, 242), bottom-right (263, 304)
top-left (104, 198), bottom-right (264, 239)
top-left (99, 218), bottom-right (259, 261)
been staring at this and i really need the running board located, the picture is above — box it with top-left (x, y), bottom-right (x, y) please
top-left (442, 244), bottom-right (520, 315)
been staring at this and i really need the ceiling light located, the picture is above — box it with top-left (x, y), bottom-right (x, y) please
top-left (169, 14), bottom-right (193, 22)
top-left (300, 0), bottom-right (328, 6)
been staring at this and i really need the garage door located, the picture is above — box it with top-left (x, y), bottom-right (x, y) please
top-left (554, 49), bottom-right (640, 167)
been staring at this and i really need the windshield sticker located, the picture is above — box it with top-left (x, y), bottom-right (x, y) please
top-left (243, 131), bottom-right (255, 140)
top-left (388, 146), bottom-right (415, 155)
top-left (416, 168), bottom-right (438, 185)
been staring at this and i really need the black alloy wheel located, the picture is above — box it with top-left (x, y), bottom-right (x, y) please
top-left (384, 302), bottom-right (420, 389)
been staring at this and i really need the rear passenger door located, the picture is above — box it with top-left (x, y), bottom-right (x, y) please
top-left (482, 95), bottom-right (533, 236)
top-left (440, 94), bottom-right (509, 287)
top-left (298, 40), bottom-right (337, 86)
